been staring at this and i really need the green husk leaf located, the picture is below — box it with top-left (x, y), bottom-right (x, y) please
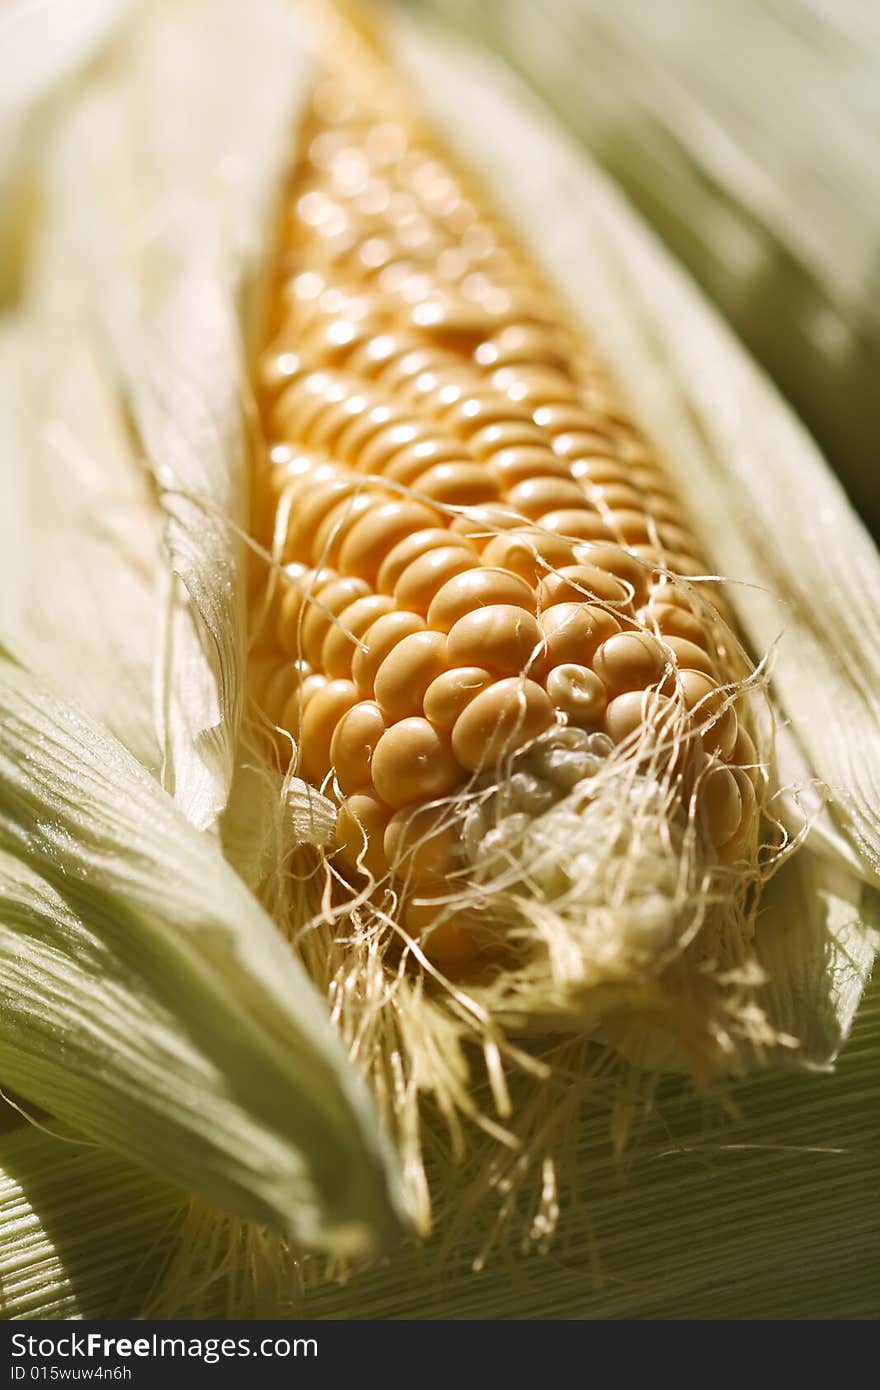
top-left (0, 655), bottom-right (406, 1256)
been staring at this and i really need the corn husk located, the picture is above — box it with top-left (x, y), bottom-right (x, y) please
top-left (0, 0), bottom-right (878, 1318)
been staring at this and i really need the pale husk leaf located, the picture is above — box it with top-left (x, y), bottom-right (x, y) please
top-left (41, 0), bottom-right (313, 830)
top-left (0, 654), bottom-right (406, 1255)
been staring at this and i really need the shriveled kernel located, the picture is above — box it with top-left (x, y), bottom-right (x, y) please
top-left (321, 594), bottom-right (396, 679)
top-left (336, 790), bottom-right (390, 880)
top-left (546, 664), bottom-right (607, 725)
top-left (427, 567), bottom-right (536, 631)
top-left (337, 498), bottom-right (440, 578)
top-left (422, 666), bottom-right (494, 731)
top-left (384, 805), bottom-right (458, 885)
top-left (371, 717), bottom-right (462, 808)
top-left (330, 700), bottom-right (387, 792)
top-left (374, 629), bottom-right (449, 720)
top-left (452, 677), bottom-right (554, 771)
top-left (300, 678), bottom-right (360, 781)
top-left (593, 631), bottom-right (667, 694)
top-left (352, 609), bottom-right (426, 694)
top-left (394, 545), bottom-right (480, 613)
top-left (537, 564), bottom-right (629, 609)
top-left (700, 762), bottom-right (743, 847)
top-left (539, 603), bottom-right (621, 671)
top-left (447, 604), bottom-right (542, 676)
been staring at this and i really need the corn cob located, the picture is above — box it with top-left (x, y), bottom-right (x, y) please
top-left (249, 15), bottom-right (767, 984)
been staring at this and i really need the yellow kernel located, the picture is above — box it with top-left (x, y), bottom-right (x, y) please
top-left (278, 672), bottom-right (328, 737)
top-left (679, 671), bottom-right (739, 759)
top-left (411, 462), bottom-right (500, 505)
top-left (717, 767), bottom-right (759, 864)
top-left (481, 528), bottom-right (574, 584)
top-left (312, 491), bottom-right (378, 566)
top-left (374, 630), bottom-right (449, 720)
top-left (285, 477), bottom-right (356, 559)
top-left (732, 725), bottom-right (760, 780)
top-left (507, 476), bottom-right (589, 520)
top-left (546, 663), bottom-right (607, 725)
top-left (427, 567), bottom-right (536, 631)
top-left (274, 566), bottom-right (323, 656)
top-left (376, 527), bottom-right (471, 593)
top-left (352, 609), bottom-right (426, 694)
top-left (300, 678), bottom-right (360, 782)
top-left (537, 564), bottom-right (629, 608)
top-left (468, 421), bottom-right (546, 457)
top-left (422, 666), bottom-right (494, 731)
top-left (384, 805), bottom-right (458, 885)
top-left (330, 700), bottom-right (387, 792)
top-left (336, 790), bottom-right (390, 881)
top-left (649, 601), bottom-right (712, 648)
top-left (447, 604), bottom-right (542, 676)
top-left (451, 676), bottom-right (554, 771)
top-left (593, 631), bottom-right (667, 694)
top-left (382, 440), bottom-right (468, 485)
top-left (337, 498), bottom-right (441, 579)
top-left (604, 689), bottom-right (674, 744)
top-left (606, 508), bottom-right (653, 545)
top-left (573, 544), bottom-right (648, 602)
top-left (539, 603), bottom-right (621, 670)
top-left (321, 594), bottom-right (396, 679)
top-left (553, 433), bottom-right (617, 463)
top-left (487, 446), bottom-right (572, 484)
top-left (700, 762), bottom-right (743, 847)
top-left (403, 898), bottom-right (481, 966)
top-left (371, 717), bottom-right (462, 809)
top-left (664, 636), bottom-right (717, 679)
top-left (538, 509), bottom-right (613, 542)
top-left (298, 575), bottom-right (371, 667)
top-left (394, 545), bottom-right (480, 614)
top-left (447, 504), bottom-right (520, 547)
